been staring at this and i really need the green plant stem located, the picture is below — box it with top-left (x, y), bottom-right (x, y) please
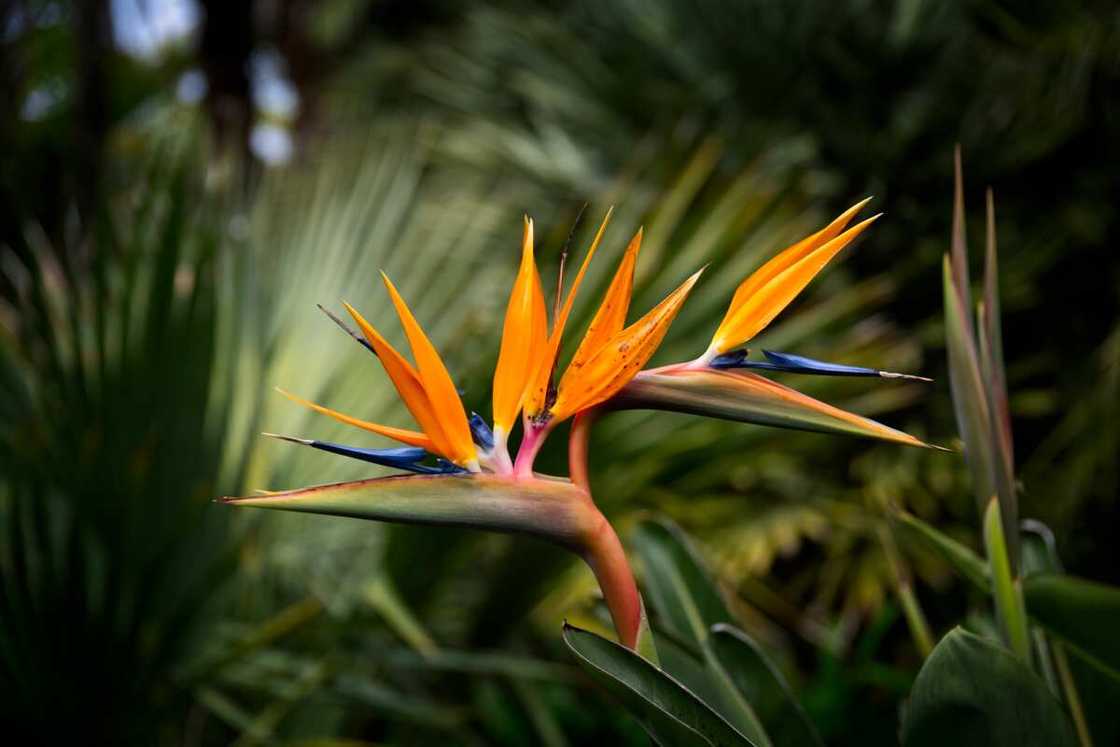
top-left (983, 496), bottom-right (1031, 661)
top-left (1031, 628), bottom-right (1060, 696)
top-left (1053, 643), bottom-right (1094, 747)
top-left (878, 523), bottom-right (934, 657)
top-left (364, 575), bottom-right (439, 657)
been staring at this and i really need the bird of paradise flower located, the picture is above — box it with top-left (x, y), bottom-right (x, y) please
top-left (222, 200), bottom-right (937, 658)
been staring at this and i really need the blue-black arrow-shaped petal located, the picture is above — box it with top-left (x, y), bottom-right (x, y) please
top-left (263, 433), bottom-right (465, 474)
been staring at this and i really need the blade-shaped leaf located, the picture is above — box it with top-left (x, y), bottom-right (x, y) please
top-left (562, 623), bottom-right (757, 747)
top-left (981, 190), bottom-right (1014, 482)
top-left (943, 254), bottom-right (1018, 566)
top-left (610, 368), bottom-right (935, 449)
top-left (631, 520), bottom-right (771, 746)
top-left (709, 625), bottom-right (823, 747)
top-left (983, 497), bottom-right (1030, 660)
top-left (222, 473), bottom-right (597, 550)
top-left (890, 509), bottom-right (989, 593)
top-left (901, 627), bottom-right (1077, 747)
top-left (1024, 573), bottom-right (1120, 682)
top-left (1018, 521), bottom-right (1094, 745)
top-left (631, 520), bottom-right (734, 643)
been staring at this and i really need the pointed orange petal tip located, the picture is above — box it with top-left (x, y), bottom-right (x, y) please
top-left (553, 265), bottom-right (703, 419)
top-left (524, 207), bottom-right (615, 419)
top-left (718, 197), bottom-right (873, 327)
top-left (566, 226), bottom-right (645, 377)
top-left (341, 300), bottom-right (453, 456)
top-left (274, 387), bottom-right (435, 450)
top-left (492, 215), bottom-right (547, 433)
top-left (379, 274), bottom-right (477, 466)
top-left (711, 213), bottom-right (880, 353)
top-left (712, 199), bottom-right (876, 353)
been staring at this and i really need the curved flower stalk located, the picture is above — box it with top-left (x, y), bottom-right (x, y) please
top-left (222, 200), bottom-right (936, 657)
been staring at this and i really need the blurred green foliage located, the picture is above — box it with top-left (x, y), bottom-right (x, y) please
top-left (2, 0), bottom-right (1118, 744)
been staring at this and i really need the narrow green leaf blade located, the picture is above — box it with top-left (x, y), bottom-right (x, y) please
top-left (709, 625), bottom-right (823, 747)
top-left (612, 368), bottom-right (934, 448)
top-left (981, 189), bottom-right (1014, 478)
top-left (562, 623), bottom-right (757, 747)
top-left (983, 497), bottom-right (1031, 660)
top-left (889, 509), bottom-right (990, 592)
top-left (631, 520), bottom-right (771, 746)
top-left (1024, 573), bottom-right (1120, 681)
top-left (631, 520), bottom-right (733, 645)
top-left (944, 257), bottom-right (997, 504)
top-left (902, 627), bottom-right (1077, 747)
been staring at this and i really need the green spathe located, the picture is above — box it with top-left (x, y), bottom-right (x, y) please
top-left (222, 473), bottom-right (600, 549)
top-left (562, 623), bottom-right (757, 747)
top-left (611, 368), bottom-right (933, 449)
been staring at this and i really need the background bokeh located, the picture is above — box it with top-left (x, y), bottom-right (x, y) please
top-left (2, 1), bottom-right (1118, 744)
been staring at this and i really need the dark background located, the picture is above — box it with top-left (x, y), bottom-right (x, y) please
top-left (2, 1), bottom-right (1118, 744)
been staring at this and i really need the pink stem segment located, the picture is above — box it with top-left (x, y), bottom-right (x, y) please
top-left (513, 420), bottom-right (552, 479)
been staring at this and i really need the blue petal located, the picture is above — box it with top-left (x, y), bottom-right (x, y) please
top-left (264, 433), bottom-right (464, 474)
top-left (710, 348), bottom-right (931, 381)
top-left (469, 412), bottom-right (495, 450)
top-left (761, 350), bottom-right (881, 377)
top-left (709, 348), bottom-right (752, 369)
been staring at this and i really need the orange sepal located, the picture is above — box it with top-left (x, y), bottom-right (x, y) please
top-left (711, 213), bottom-right (880, 352)
top-left (343, 301), bottom-right (452, 458)
top-left (719, 198), bottom-right (871, 328)
top-left (524, 207), bottom-right (614, 419)
top-left (566, 227), bottom-right (642, 376)
top-left (552, 266), bottom-right (704, 420)
top-left (275, 387), bottom-right (435, 450)
top-left (380, 274), bottom-right (477, 466)
top-left (492, 217), bottom-right (549, 434)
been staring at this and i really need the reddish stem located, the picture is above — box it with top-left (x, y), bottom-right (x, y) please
top-left (568, 410), bottom-right (640, 649)
top-left (581, 509), bottom-right (642, 650)
top-left (568, 410), bottom-right (598, 492)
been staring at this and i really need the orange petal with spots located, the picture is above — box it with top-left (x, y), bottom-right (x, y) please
top-left (552, 266), bottom-right (703, 420)
top-left (566, 227), bottom-right (642, 376)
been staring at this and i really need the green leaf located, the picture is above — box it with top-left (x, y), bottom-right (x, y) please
top-left (890, 509), bottom-right (990, 592)
top-left (983, 497), bottom-right (1030, 661)
top-left (1024, 573), bottom-right (1120, 681)
top-left (222, 473), bottom-right (597, 548)
top-left (902, 627), bottom-right (1077, 747)
top-left (562, 623), bottom-right (757, 747)
top-left (610, 368), bottom-right (935, 449)
top-left (943, 253), bottom-right (1013, 561)
top-left (631, 520), bottom-right (771, 746)
top-left (1020, 520), bottom-right (1062, 576)
top-left (709, 625), bottom-right (823, 747)
top-left (631, 520), bottom-right (734, 644)
top-left (979, 190), bottom-right (1016, 516)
